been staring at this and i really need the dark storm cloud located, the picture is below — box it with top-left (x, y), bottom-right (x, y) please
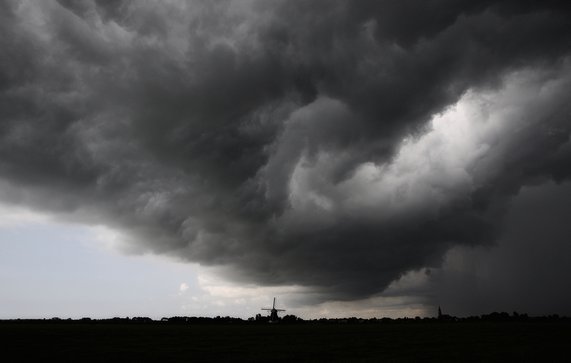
top-left (1, 0), bottom-right (570, 303)
top-left (429, 181), bottom-right (571, 316)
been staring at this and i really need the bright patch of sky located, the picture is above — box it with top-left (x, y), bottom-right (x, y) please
top-left (0, 204), bottom-right (297, 319)
top-left (0, 204), bottom-right (322, 319)
top-left (0, 202), bottom-right (432, 319)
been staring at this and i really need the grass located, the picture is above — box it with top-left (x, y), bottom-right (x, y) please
top-left (1, 321), bottom-right (569, 362)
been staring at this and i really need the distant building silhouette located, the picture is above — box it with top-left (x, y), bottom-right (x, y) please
top-left (437, 306), bottom-right (455, 321)
top-left (261, 297), bottom-right (285, 323)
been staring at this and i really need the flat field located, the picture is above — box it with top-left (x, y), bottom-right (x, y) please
top-left (1, 321), bottom-right (569, 362)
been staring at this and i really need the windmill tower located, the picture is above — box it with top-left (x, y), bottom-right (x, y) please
top-left (261, 297), bottom-right (286, 323)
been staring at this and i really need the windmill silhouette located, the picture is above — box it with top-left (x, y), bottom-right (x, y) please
top-left (261, 297), bottom-right (286, 323)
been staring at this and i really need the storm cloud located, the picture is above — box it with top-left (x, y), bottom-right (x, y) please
top-left (1, 0), bottom-right (570, 305)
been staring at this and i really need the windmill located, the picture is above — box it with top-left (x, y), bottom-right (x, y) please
top-left (261, 297), bottom-right (286, 323)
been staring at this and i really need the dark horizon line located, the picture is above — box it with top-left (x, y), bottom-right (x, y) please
top-left (1, 311), bottom-right (568, 324)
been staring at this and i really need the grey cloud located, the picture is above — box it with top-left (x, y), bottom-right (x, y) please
top-left (1, 0), bottom-right (570, 307)
top-left (430, 181), bottom-right (571, 316)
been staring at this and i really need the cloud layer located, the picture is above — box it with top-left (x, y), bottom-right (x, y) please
top-left (1, 0), bottom-right (570, 304)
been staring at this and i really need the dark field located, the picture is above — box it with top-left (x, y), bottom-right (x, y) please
top-left (1, 321), bottom-right (570, 362)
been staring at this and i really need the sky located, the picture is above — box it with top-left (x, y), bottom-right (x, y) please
top-left (1, 0), bottom-right (571, 319)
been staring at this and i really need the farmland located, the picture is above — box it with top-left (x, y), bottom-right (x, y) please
top-left (1, 319), bottom-right (569, 362)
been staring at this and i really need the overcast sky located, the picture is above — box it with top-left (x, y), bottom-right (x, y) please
top-left (1, 0), bottom-right (570, 319)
